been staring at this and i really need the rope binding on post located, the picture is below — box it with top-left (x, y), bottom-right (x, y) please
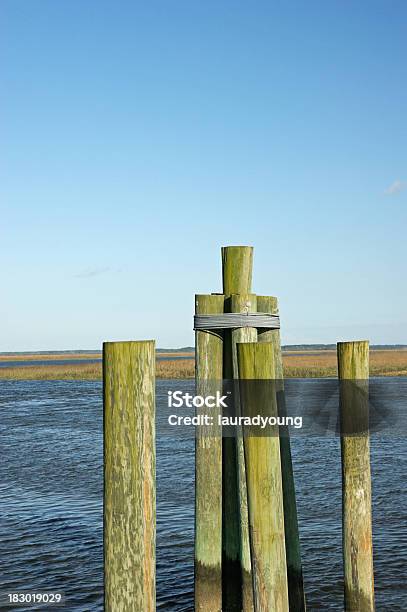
top-left (193, 312), bottom-right (280, 331)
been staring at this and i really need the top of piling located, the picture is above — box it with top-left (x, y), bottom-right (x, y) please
top-left (337, 340), bottom-right (369, 379)
top-left (103, 340), bottom-right (155, 346)
top-left (221, 246), bottom-right (253, 295)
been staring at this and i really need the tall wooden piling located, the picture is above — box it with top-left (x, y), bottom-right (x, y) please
top-left (222, 246), bottom-right (253, 611)
top-left (237, 342), bottom-right (289, 612)
top-left (104, 340), bottom-right (155, 612)
top-left (222, 246), bottom-right (253, 296)
top-left (195, 295), bottom-right (224, 612)
top-left (257, 296), bottom-right (306, 611)
top-left (337, 341), bottom-right (374, 612)
top-left (230, 293), bottom-right (257, 612)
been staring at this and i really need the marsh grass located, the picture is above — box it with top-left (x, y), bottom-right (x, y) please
top-left (0, 350), bottom-right (406, 380)
top-left (0, 351), bottom-right (194, 361)
top-left (0, 363), bottom-right (102, 380)
top-left (283, 349), bottom-right (407, 377)
top-left (0, 359), bottom-right (196, 380)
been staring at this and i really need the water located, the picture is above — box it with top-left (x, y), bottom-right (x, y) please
top-left (0, 380), bottom-right (406, 610)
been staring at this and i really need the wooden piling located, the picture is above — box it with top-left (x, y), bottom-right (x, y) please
top-left (195, 295), bottom-right (224, 612)
top-left (222, 246), bottom-right (253, 297)
top-left (104, 340), bottom-right (155, 612)
top-left (237, 342), bottom-right (289, 612)
top-left (337, 341), bottom-right (374, 612)
top-left (230, 293), bottom-right (257, 612)
top-left (221, 246), bottom-right (253, 611)
top-left (257, 296), bottom-right (306, 611)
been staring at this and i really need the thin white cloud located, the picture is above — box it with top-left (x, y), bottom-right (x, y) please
top-left (74, 266), bottom-right (110, 279)
top-left (384, 179), bottom-right (405, 196)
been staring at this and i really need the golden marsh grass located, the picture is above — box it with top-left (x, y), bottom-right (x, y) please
top-left (0, 350), bottom-right (406, 380)
top-left (0, 358), bottom-right (195, 380)
top-left (0, 351), bottom-right (194, 362)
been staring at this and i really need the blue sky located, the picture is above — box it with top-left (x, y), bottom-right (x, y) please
top-left (1, 1), bottom-right (406, 350)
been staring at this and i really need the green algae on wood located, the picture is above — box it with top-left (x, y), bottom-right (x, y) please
top-left (230, 293), bottom-right (257, 612)
top-left (257, 295), bottom-right (306, 612)
top-left (237, 342), bottom-right (289, 612)
top-left (104, 340), bottom-right (156, 612)
top-left (195, 295), bottom-right (224, 611)
top-left (221, 246), bottom-right (254, 611)
top-left (337, 341), bottom-right (374, 612)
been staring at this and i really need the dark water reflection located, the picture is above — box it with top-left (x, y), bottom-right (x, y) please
top-left (0, 380), bottom-right (405, 610)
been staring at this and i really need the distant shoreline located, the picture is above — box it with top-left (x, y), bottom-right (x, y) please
top-left (1, 344), bottom-right (406, 359)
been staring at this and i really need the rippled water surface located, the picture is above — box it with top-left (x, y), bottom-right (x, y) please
top-left (0, 380), bottom-right (406, 610)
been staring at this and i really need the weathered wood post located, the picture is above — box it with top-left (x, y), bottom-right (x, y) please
top-left (221, 246), bottom-right (253, 611)
top-left (104, 340), bottom-right (156, 612)
top-left (222, 246), bottom-right (253, 296)
top-left (195, 295), bottom-right (224, 612)
top-left (257, 296), bottom-right (306, 611)
top-left (230, 293), bottom-right (257, 612)
top-left (237, 342), bottom-right (289, 611)
top-left (337, 341), bottom-right (374, 612)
